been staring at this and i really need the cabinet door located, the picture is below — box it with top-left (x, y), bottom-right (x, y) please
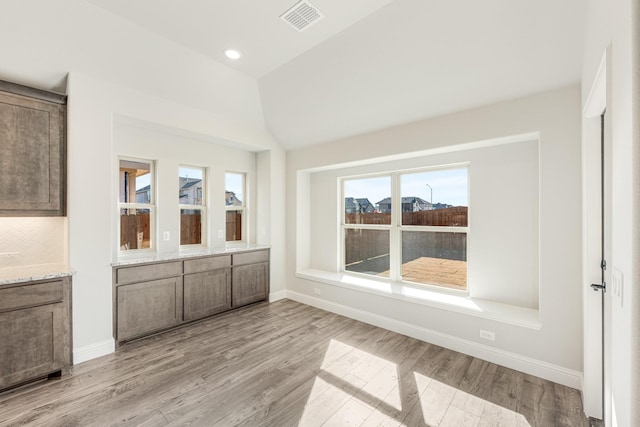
top-left (232, 262), bottom-right (269, 307)
top-left (0, 91), bottom-right (65, 216)
top-left (0, 303), bottom-right (65, 389)
top-left (116, 277), bottom-right (182, 341)
top-left (183, 268), bottom-right (231, 321)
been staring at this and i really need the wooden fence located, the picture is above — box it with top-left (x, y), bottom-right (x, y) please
top-left (120, 213), bottom-right (150, 249)
top-left (344, 207), bottom-right (468, 271)
top-left (180, 212), bottom-right (201, 245)
top-left (226, 211), bottom-right (242, 241)
top-left (120, 212), bottom-right (202, 247)
top-left (345, 206), bottom-right (468, 226)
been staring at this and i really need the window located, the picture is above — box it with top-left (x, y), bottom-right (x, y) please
top-left (343, 176), bottom-right (391, 277)
top-left (179, 165), bottom-right (206, 246)
top-left (225, 172), bottom-right (245, 242)
top-left (119, 158), bottom-right (154, 252)
top-left (342, 165), bottom-right (469, 291)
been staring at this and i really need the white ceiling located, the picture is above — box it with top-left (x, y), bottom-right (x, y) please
top-left (84, 0), bottom-right (586, 150)
top-left (84, 0), bottom-right (395, 78)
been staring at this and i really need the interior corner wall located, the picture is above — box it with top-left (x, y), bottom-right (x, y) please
top-left (257, 148), bottom-right (287, 298)
top-left (583, 0), bottom-right (638, 425)
top-left (67, 72), bottom-right (285, 362)
top-left (286, 85), bottom-right (583, 379)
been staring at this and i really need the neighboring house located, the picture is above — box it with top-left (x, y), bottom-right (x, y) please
top-left (345, 197), bottom-right (376, 213)
top-left (376, 196), bottom-right (431, 212)
top-left (355, 198), bottom-right (376, 213)
top-left (344, 197), bottom-right (359, 213)
top-left (135, 184), bottom-right (151, 204)
top-left (432, 202), bottom-right (453, 210)
top-left (226, 191), bottom-right (242, 206)
top-left (179, 178), bottom-right (203, 205)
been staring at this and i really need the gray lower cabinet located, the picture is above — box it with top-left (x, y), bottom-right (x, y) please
top-left (232, 262), bottom-right (269, 307)
top-left (183, 269), bottom-right (231, 321)
top-left (113, 249), bottom-right (269, 344)
top-left (0, 277), bottom-right (72, 391)
top-left (116, 276), bottom-right (183, 341)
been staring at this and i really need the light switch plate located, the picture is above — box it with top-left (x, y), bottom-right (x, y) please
top-left (163, 231), bottom-right (170, 241)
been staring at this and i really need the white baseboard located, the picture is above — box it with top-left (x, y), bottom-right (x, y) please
top-left (269, 289), bottom-right (287, 302)
top-left (285, 290), bottom-right (583, 390)
top-left (73, 339), bottom-right (115, 365)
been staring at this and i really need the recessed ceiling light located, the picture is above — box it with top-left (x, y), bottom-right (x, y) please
top-left (224, 49), bottom-right (242, 60)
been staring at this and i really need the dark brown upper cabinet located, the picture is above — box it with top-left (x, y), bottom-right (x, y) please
top-left (0, 80), bottom-right (66, 216)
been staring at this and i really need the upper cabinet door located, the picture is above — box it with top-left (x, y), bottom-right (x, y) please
top-left (0, 81), bottom-right (66, 216)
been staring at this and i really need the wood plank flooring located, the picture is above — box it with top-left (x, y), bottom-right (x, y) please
top-left (0, 299), bottom-right (593, 426)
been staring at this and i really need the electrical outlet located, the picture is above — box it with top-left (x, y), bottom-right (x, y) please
top-left (314, 288), bottom-right (321, 296)
top-left (163, 231), bottom-right (170, 241)
top-left (218, 230), bottom-right (224, 239)
top-left (479, 330), bottom-right (495, 341)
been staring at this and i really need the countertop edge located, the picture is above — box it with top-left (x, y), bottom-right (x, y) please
top-left (0, 265), bottom-right (76, 286)
top-left (112, 245), bottom-right (271, 267)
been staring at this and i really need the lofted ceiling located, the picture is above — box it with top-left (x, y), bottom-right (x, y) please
top-left (85, 0), bottom-right (586, 150)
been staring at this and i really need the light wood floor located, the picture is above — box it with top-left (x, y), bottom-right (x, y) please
top-left (0, 299), bottom-right (592, 426)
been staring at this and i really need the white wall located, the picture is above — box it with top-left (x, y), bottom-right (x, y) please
top-left (286, 85), bottom-right (583, 384)
top-left (582, 0), bottom-right (639, 425)
top-left (308, 140), bottom-right (539, 309)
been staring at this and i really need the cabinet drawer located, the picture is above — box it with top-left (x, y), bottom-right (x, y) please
top-left (232, 250), bottom-right (269, 266)
top-left (116, 261), bottom-right (182, 285)
top-left (184, 255), bottom-right (231, 274)
top-left (0, 281), bottom-right (64, 312)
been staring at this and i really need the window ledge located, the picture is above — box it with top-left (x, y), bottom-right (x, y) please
top-left (295, 269), bottom-right (541, 330)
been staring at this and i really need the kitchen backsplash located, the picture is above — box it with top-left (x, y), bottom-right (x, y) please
top-left (0, 217), bottom-right (67, 268)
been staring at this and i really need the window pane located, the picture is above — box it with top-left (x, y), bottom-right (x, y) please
top-left (120, 208), bottom-right (151, 250)
top-left (180, 209), bottom-right (202, 245)
top-left (226, 211), bottom-right (242, 241)
top-left (400, 168), bottom-right (468, 226)
top-left (344, 176), bottom-right (391, 225)
top-left (179, 166), bottom-right (204, 205)
top-left (225, 172), bottom-right (244, 207)
top-left (119, 160), bottom-right (152, 204)
top-left (401, 231), bottom-right (467, 290)
top-left (345, 229), bottom-right (390, 277)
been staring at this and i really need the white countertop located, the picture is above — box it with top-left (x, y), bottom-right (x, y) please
top-left (112, 244), bottom-right (270, 267)
top-left (0, 263), bottom-right (75, 286)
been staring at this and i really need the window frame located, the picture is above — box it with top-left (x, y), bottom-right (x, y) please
top-left (179, 164), bottom-right (207, 249)
top-left (225, 171), bottom-right (246, 244)
top-left (117, 156), bottom-right (156, 255)
top-left (340, 163), bottom-right (470, 293)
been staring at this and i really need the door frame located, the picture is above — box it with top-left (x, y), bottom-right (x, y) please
top-left (581, 49), bottom-right (610, 420)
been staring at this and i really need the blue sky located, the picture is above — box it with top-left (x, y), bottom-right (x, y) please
top-left (344, 167), bottom-right (468, 207)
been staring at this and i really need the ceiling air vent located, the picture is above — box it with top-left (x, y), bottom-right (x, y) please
top-left (280, 0), bottom-right (325, 32)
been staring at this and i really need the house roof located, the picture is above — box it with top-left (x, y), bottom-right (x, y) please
top-left (180, 179), bottom-right (201, 190)
top-left (376, 197), bottom-right (429, 205)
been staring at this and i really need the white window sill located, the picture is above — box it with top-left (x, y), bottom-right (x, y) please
top-left (295, 269), bottom-right (541, 330)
